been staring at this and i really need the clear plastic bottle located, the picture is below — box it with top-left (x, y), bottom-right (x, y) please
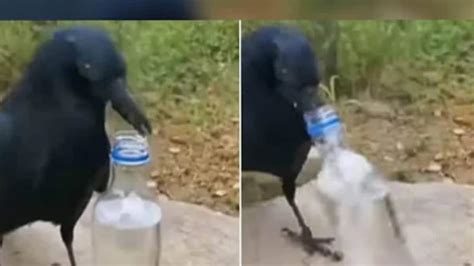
top-left (307, 106), bottom-right (402, 243)
top-left (92, 130), bottom-right (161, 266)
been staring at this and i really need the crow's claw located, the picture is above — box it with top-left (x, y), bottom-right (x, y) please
top-left (281, 227), bottom-right (343, 262)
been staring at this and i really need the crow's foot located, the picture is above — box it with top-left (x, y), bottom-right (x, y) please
top-left (281, 227), bottom-right (343, 262)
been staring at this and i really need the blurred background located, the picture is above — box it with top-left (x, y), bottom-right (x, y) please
top-left (0, 21), bottom-right (239, 215)
top-left (3, 0), bottom-right (474, 19)
top-left (207, 0), bottom-right (474, 19)
top-left (2, 0), bottom-right (474, 19)
top-left (243, 21), bottom-right (473, 186)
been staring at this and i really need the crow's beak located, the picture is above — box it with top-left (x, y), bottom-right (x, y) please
top-left (299, 86), bottom-right (322, 113)
top-left (109, 79), bottom-right (152, 136)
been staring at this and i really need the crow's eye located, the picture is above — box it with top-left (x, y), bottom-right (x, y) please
top-left (84, 63), bottom-right (91, 69)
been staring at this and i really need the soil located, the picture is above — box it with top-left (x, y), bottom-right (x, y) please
top-left (339, 100), bottom-right (474, 185)
top-left (2, 90), bottom-right (469, 216)
top-left (145, 99), bottom-right (472, 216)
top-left (148, 119), bottom-right (239, 216)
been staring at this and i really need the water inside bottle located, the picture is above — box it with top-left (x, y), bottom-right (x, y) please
top-left (93, 192), bottom-right (162, 265)
top-left (316, 142), bottom-right (410, 264)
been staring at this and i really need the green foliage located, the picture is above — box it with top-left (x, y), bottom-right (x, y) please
top-left (243, 21), bottom-right (474, 104)
top-left (0, 22), bottom-right (38, 91)
top-left (0, 21), bottom-right (238, 93)
top-left (0, 21), bottom-right (239, 126)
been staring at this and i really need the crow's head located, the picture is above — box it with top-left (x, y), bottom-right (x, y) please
top-left (34, 26), bottom-right (151, 135)
top-left (271, 28), bottom-right (322, 113)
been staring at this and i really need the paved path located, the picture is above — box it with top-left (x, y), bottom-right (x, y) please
top-left (2, 195), bottom-right (239, 266)
top-left (243, 181), bottom-right (474, 266)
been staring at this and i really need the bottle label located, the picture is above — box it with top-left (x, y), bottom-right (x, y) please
top-left (304, 105), bottom-right (342, 141)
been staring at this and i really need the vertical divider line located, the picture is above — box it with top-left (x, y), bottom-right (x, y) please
top-left (238, 18), bottom-right (243, 266)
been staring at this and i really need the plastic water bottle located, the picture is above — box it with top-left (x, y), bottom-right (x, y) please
top-left (307, 106), bottom-right (402, 242)
top-left (92, 130), bottom-right (161, 266)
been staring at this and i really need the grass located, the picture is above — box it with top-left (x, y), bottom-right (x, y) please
top-left (243, 21), bottom-right (474, 106)
top-left (0, 21), bottom-right (239, 129)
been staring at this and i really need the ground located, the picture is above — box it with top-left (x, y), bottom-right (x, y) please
top-left (138, 87), bottom-right (240, 216)
top-left (145, 96), bottom-right (472, 216)
top-left (340, 100), bottom-right (474, 185)
top-left (150, 120), bottom-right (239, 216)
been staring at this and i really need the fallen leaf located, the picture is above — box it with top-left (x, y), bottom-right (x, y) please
top-left (169, 147), bottom-right (181, 154)
top-left (384, 155), bottom-right (394, 162)
top-left (427, 162), bottom-right (442, 172)
top-left (233, 182), bottom-right (240, 190)
top-left (396, 142), bottom-right (404, 151)
top-left (452, 128), bottom-right (466, 136)
top-left (434, 153), bottom-right (444, 161)
top-left (434, 109), bottom-right (442, 117)
top-left (213, 190), bottom-right (227, 197)
top-left (147, 180), bottom-right (157, 188)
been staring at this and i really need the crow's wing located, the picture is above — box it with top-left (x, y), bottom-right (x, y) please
top-left (0, 112), bottom-right (13, 203)
top-left (0, 112), bottom-right (12, 164)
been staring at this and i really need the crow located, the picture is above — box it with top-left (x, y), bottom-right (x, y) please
top-left (0, 26), bottom-right (151, 266)
top-left (241, 26), bottom-right (340, 260)
top-left (0, 0), bottom-right (197, 19)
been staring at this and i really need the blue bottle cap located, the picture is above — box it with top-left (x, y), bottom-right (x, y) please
top-left (111, 131), bottom-right (150, 166)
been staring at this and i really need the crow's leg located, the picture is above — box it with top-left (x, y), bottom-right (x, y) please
top-left (60, 225), bottom-right (77, 266)
top-left (385, 195), bottom-right (404, 242)
top-left (60, 192), bottom-right (94, 266)
top-left (281, 181), bottom-right (342, 261)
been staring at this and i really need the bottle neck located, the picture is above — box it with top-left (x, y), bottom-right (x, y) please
top-left (110, 163), bottom-right (149, 195)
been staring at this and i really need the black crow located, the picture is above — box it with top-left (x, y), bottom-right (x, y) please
top-left (242, 26), bottom-right (340, 260)
top-left (0, 26), bottom-right (151, 266)
top-left (0, 0), bottom-right (197, 19)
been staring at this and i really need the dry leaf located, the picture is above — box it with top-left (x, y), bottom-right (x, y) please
top-left (427, 162), bottom-right (442, 172)
top-left (214, 190), bottom-right (227, 197)
top-left (232, 182), bottom-right (240, 190)
top-left (452, 128), bottom-right (466, 136)
top-left (169, 147), bottom-right (181, 154)
top-left (434, 153), bottom-right (444, 161)
top-left (396, 142), bottom-right (404, 151)
top-left (147, 180), bottom-right (157, 188)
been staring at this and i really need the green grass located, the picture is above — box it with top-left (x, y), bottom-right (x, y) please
top-left (243, 21), bottom-right (474, 105)
top-left (0, 21), bottom-right (239, 128)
